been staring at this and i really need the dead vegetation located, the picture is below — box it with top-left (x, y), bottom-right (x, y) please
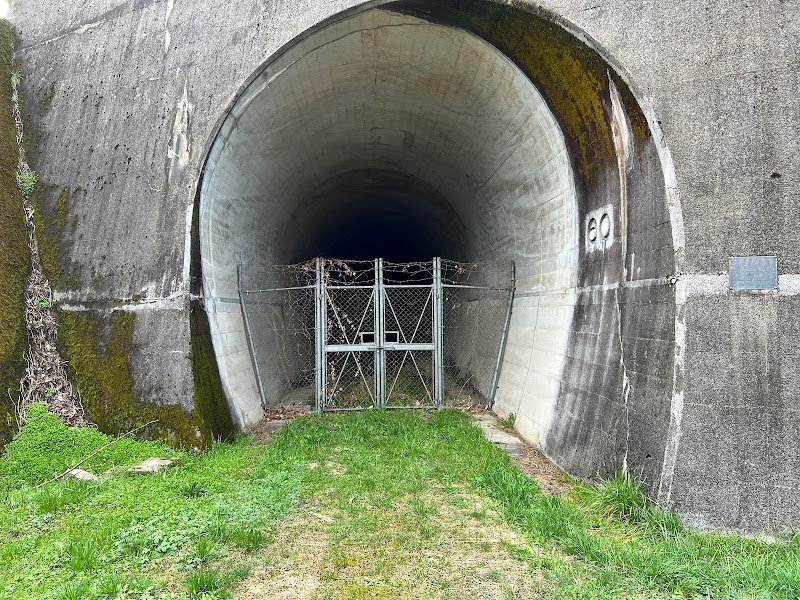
top-left (9, 61), bottom-right (85, 427)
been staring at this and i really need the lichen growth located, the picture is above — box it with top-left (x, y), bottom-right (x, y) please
top-left (0, 20), bottom-right (31, 448)
top-left (58, 310), bottom-right (220, 449)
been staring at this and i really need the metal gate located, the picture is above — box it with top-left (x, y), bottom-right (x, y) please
top-left (238, 258), bottom-right (514, 412)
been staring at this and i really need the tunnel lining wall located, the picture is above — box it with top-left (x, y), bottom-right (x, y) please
top-left (198, 6), bottom-right (581, 431)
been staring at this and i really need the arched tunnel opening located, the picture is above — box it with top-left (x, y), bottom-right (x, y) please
top-left (199, 5), bottom-right (578, 424)
top-left (200, 5), bottom-right (577, 280)
top-left (197, 0), bottom-right (677, 492)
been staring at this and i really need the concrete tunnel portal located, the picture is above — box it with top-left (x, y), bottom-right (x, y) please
top-left (197, 1), bottom-right (679, 493)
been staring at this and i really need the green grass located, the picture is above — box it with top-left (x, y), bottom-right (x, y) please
top-left (0, 404), bottom-right (302, 599)
top-left (1, 404), bottom-right (799, 598)
top-left (185, 569), bottom-right (226, 599)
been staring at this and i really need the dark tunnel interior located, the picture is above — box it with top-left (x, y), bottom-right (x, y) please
top-left (281, 169), bottom-right (469, 264)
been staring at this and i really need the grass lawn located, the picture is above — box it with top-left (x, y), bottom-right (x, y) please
top-left (1, 404), bottom-right (798, 599)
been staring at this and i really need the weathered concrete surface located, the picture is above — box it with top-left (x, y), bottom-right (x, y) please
top-left (532, 0), bottom-right (800, 532)
top-left (474, 413), bottom-right (526, 459)
top-left (200, 9), bottom-right (578, 432)
top-left (9, 0), bottom-right (800, 534)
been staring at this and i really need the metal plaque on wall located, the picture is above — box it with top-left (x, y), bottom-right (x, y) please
top-left (729, 256), bottom-right (778, 290)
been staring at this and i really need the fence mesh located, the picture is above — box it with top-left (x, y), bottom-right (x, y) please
top-left (384, 284), bottom-right (436, 408)
top-left (239, 258), bottom-right (513, 412)
top-left (239, 262), bottom-right (317, 409)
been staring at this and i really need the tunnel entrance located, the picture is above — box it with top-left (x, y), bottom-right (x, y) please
top-left (238, 258), bottom-right (514, 411)
top-left (198, 4), bottom-right (582, 430)
top-left (195, 0), bottom-right (681, 501)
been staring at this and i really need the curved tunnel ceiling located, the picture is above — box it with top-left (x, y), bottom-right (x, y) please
top-left (200, 8), bottom-right (578, 302)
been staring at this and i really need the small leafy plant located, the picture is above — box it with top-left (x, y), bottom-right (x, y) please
top-left (189, 537), bottom-right (216, 566)
top-left (498, 412), bottom-right (515, 429)
top-left (16, 169), bottom-right (38, 197)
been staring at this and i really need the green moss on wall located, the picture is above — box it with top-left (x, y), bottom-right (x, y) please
top-left (58, 310), bottom-right (217, 449)
top-left (394, 1), bottom-right (653, 186)
top-left (32, 186), bottom-right (78, 289)
top-left (452, 2), bottom-right (614, 184)
top-left (190, 301), bottom-right (235, 441)
top-left (0, 20), bottom-right (30, 448)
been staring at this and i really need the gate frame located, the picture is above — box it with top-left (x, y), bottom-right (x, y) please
top-left (237, 257), bottom-right (515, 413)
top-left (315, 257), bottom-right (443, 412)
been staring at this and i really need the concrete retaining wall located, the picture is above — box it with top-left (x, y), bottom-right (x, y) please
top-left (10, 0), bottom-right (799, 533)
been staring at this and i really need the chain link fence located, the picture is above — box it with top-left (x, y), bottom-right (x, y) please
top-left (440, 260), bottom-right (515, 407)
top-left (238, 262), bottom-right (317, 409)
top-left (238, 258), bottom-right (514, 412)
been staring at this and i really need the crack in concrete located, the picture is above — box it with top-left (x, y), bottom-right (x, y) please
top-left (164, 0), bottom-right (175, 54)
top-left (614, 288), bottom-right (632, 476)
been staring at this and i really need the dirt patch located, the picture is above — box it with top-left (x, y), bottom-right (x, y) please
top-left (506, 439), bottom-right (574, 497)
top-left (249, 404), bottom-right (308, 444)
top-left (235, 510), bottom-right (331, 599)
top-left (233, 489), bottom-right (557, 599)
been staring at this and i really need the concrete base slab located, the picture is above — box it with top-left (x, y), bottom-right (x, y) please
top-left (473, 413), bottom-right (526, 458)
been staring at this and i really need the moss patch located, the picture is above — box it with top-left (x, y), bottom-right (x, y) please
top-left (58, 310), bottom-right (217, 449)
top-left (190, 300), bottom-right (236, 441)
top-left (31, 185), bottom-right (79, 289)
top-left (0, 20), bottom-right (30, 447)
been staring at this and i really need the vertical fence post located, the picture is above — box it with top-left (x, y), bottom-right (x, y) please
top-left (432, 257), bottom-right (444, 407)
top-left (375, 258), bottom-right (385, 407)
top-left (314, 257), bottom-right (324, 413)
top-left (238, 263), bottom-right (268, 410)
top-left (488, 261), bottom-right (516, 408)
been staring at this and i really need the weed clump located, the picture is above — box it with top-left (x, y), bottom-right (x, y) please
top-left (15, 169), bottom-right (36, 197)
top-left (186, 568), bottom-right (226, 599)
top-left (578, 471), bottom-right (654, 524)
top-left (65, 539), bottom-right (98, 572)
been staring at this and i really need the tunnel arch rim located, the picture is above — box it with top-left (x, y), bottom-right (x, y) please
top-left (189, 0), bottom-right (686, 491)
top-left (192, 0), bottom-right (685, 274)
